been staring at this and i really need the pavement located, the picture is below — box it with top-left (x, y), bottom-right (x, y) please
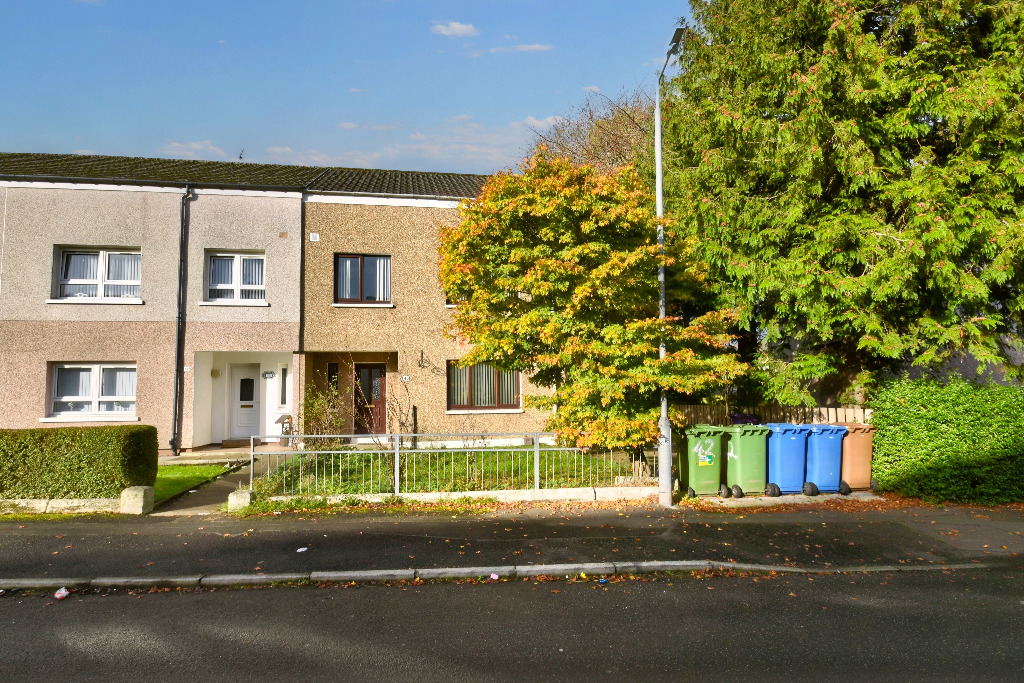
top-left (1, 491), bottom-right (1021, 591)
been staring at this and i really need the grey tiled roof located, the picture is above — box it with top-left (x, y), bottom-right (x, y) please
top-left (308, 167), bottom-right (486, 199)
top-left (0, 153), bottom-right (324, 189)
top-left (0, 152), bottom-right (486, 198)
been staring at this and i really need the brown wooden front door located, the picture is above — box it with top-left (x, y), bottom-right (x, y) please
top-left (354, 364), bottom-right (387, 434)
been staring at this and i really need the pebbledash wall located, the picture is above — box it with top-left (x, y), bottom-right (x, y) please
top-left (301, 196), bottom-right (547, 435)
top-left (0, 155), bottom-right (549, 453)
top-left (0, 183), bottom-right (182, 446)
top-left (0, 182), bottom-right (304, 450)
top-left (180, 190), bottom-right (302, 449)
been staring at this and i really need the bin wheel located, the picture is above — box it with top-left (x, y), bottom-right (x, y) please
top-left (766, 483), bottom-right (781, 497)
top-left (719, 484), bottom-right (731, 499)
top-left (869, 478), bottom-right (879, 492)
top-left (731, 485), bottom-right (744, 499)
top-left (839, 480), bottom-right (852, 496)
top-left (686, 487), bottom-right (696, 499)
top-left (802, 481), bottom-right (819, 496)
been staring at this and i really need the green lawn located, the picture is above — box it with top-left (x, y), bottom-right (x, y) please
top-left (154, 465), bottom-right (230, 502)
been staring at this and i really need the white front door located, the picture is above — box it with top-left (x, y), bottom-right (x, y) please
top-left (230, 364), bottom-right (260, 439)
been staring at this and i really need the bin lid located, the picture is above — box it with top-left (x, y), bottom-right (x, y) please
top-left (810, 425), bottom-right (848, 435)
top-left (836, 422), bottom-right (875, 433)
top-left (766, 422), bottom-right (811, 433)
top-left (686, 424), bottom-right (725, 436)
top-left (722, 425), bottom-right (770, 435)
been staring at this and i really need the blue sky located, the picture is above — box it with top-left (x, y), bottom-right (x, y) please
top-left (0, 1), bottom-right (689, 174)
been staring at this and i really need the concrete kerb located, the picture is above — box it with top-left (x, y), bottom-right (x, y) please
top-left (92, 575), bottom-right (203, 589)
top-left (200, 573), bottom-right (311, 587)
top-left (0, 560), bottom-right (996, 593)
top-left (416, 565), bottom-right (516, 580)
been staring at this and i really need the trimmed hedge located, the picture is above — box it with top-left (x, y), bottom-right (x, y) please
top-left (0, 425), bottom-right (158, 499)
top-left (869, 377), bottom-right (1024, 504)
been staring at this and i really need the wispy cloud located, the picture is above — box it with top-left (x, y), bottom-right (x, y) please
top-left (338, 122), bottom-right (400, 131)
top-left (377, 117), bottom-right (550, 171)
top-left (520, 115), bottom-right (563, 129)
top-left (73, 149), bottom-right (96, 155)
top-left (490, 43), bottom-right (552, 53)
top-left (263, 146), bottom-right (382, 168)
top-left (431, 21), bottom-right (479, 37)
top-left (582, 85), bottom-right (601, 93)
top-left (349, 88), bottom-right (367, 93)
top-left (158, 139), bottom-right (225, 159)
top-left (262, 115), bottom-right (557, 173)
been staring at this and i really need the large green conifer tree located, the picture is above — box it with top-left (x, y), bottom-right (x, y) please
top-left (664, 0), bottom-right (1024, 403)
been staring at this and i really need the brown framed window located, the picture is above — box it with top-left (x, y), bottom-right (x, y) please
top-left (447, 361), bottom-right (519, 410)
top-left (334, 254), bottom-right (391, 303)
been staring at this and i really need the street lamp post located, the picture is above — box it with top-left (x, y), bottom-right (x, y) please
top-left (656, 28), bottom-right (685, 508)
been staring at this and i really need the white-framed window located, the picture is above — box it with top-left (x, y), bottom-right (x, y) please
top-left (50, 363), bottom-right (137, 416)
top-left (56, 248), bottom-right (141, 300)
top-left (206, 252), bottom-right (266, 301)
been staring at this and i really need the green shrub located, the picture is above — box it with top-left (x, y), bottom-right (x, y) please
top-left (0, 425), bottom-right (158, 499)
top-left (869, 377), bottom-right (1024, 504)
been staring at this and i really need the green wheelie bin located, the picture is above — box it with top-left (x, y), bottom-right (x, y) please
top-left (680, 425), bottom-right (726, 497)
top-left (722, 425), bottom-right (769, 498)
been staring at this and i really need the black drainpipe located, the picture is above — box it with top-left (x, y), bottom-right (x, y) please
top-left (170, 186), bottom-right (192, 456)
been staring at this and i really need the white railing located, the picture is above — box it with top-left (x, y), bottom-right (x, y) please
top-left (248, 432), bottom-right (660, 497)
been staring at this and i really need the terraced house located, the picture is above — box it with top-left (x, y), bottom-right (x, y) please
top-left (0, 153), bottom-right (546, 454)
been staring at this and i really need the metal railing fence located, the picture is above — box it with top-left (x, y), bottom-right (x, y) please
top-left (248, 432), bottom-right (660, 497)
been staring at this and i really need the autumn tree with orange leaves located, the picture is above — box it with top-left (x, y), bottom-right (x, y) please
top-left (439, 150), bottom-right (747, 451)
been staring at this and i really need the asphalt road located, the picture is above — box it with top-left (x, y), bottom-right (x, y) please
top-left (1, 569), bottom-right (1021, 682)
top-left (2, 503), bottom-right (1022, 580)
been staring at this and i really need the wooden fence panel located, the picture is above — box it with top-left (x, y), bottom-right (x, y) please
top-left (674, 404), bottom-right (871, 426)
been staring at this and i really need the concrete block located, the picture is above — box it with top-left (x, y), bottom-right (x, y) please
top-left (46, 498), bottom-right (120, 513)
top-left (416, 565), bottom-right (516, 580)
top-left (595, 486), bottom-right (659, 502)
top-left (227, 489), bottom-right (254, 512)
top-left (488, 490), bottom-right (534, 503)
top-left (0, 499), bottom-right (48, 513)
top-left (528, 488), bottom-right (595, 502)
top-left (310, 569), bottom-right (416, 583)
top-left (120, 486), bottom-right (154, 515)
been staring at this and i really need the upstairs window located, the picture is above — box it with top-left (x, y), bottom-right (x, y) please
top-left (206, 252), bottom-right (265, 301)
top-left (51, 363), bottom-right (137, 415)
top-left (58, 249), bottom-right (141, 300)
top-left (447, 362), bottom-right (520, 410)
top-left (335, 254), bottom-right (391, 304)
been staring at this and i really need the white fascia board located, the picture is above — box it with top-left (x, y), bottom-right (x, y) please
top-left (304, 193), bottom-right (461, 209)
top-left (0, 180), bottom-right (182, 194)
top-left (193, 188), bottom-right (302, 199)
top-left (0, 180), bottom-right (301, 199)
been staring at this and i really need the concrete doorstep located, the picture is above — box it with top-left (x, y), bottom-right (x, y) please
top-left (0, 559), bottom-right (993, 593)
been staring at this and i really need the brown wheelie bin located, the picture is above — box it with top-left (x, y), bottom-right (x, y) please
top-left (836, 422), bottom-right (876, 492)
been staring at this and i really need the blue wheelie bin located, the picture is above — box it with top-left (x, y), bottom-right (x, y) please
top-left (804, 425), bottom-right (848, 495)
top-left (766, 423), bottom-right (810, 496)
